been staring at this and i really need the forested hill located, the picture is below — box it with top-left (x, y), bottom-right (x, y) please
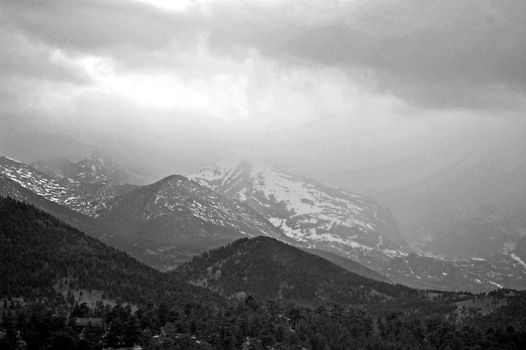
top-left (177, 236), bottom-right (415, 305)
top-left (0, 197), bottom-right (219, 306)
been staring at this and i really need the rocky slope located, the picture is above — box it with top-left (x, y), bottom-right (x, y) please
top-left (191, 160), bottom-right (526, 292)
top-left (0, 173), bottom-right (99, 236)
top-left (31, 151), bottom-right (135, 185)
top-left (0, 167), bottom-right (187, 270)
top-left (384, 253), bottom-right (526, 292)
top-left (0, 156), bottom-right (396, 277)
top-left (98, 174), bottom-right (292, 254)
top-left (1, 156), bottom-right (297, 270)
top-left (0, 156), bottom-right (135, 217)
top-left (191, 160), bottom-right (407, 266)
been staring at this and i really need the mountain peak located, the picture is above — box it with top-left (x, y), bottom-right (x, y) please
top-left (1, 155), bottom-right (133, 218)
top-left (191, 161), bottom-right (408, 268)
top-left (98, 172), bottom-right (290, 251)
top-left (158, 174), bottom-right (190, 185)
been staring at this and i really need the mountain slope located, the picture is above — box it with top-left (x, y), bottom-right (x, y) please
top-left (0, 173), bottom-right (99, 236)
top-left (0, 197), bottom-right (218, 305)
top-left (305, 248), bottom-right (391, 283)
top-left (191, 160), bottom-right (526, 293)
top-left (99, 174), bottom-right (291, 249)
top-left (191, 160), bottom-right (407, 265)
top-left (5, 155), bottom-right (525, 292)
top-left (31, 151), bottom-right (135, 185)
top-left (0, 156), bottom-right (134, 217)
top-left (2, 198), bottom-right (526, 350)
top-left (383, 253), bottom-right (526, 292)
top-left (1, 156), bottom-right (295, 271)
top-left (0, 172), bottom-right (195, 271)
top-left (177, 236), bottom-right (413, 305)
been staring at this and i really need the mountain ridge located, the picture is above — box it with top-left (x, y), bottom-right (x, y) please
top-left (190, 160), bottom-right (526, 292)
top-left (31, 151), bottom-right (136, 185)
top-left (191, 160), bottom-right (408, 262)
top-left (3, 154), bottom-right (526, 293)
top-left (0, 155), bottom-right (135, 218)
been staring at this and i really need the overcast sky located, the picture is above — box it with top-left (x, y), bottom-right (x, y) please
top-left (1, 0), bottom-right (525, 191)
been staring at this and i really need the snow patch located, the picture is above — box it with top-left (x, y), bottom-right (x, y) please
top-left (510, 253), bottom-right (526, 270)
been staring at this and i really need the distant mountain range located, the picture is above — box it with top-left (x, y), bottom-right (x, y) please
top-left (2, 154), bottom-right (526, 292)
top-left (31, 151), bottom-right (135, 185)
top-left (0, 155), bottom-right (136, 218)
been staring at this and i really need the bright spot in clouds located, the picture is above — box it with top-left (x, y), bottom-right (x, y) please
top-left (131, 0), bottom-right (196, 12)
top-left (44, 43), bottom-right (405, 125)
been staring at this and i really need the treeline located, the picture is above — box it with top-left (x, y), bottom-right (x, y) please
top-left (2, 296), bottom-right (526, 350)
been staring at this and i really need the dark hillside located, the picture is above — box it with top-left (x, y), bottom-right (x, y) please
top-left (0, 197), bottom-right (219, 305)
top-left (177, 236), bottom-right (414, 305)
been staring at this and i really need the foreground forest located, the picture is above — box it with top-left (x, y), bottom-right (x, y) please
top-left (1, 198), bottom-right (526, 349)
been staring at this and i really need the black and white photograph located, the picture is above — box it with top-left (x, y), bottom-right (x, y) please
top-left (1, 0), bottom-right (526, 349)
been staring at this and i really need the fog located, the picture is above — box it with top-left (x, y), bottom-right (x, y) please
top-left (1, 0), bottom-right (526, 256)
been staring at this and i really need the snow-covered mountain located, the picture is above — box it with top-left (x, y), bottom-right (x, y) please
top-left (0, 156), bottom-right (134, 217)
top-left (191, 160), bottom-right (407, 266)
top-left (191, 160), bottom-right (526, 292)
top-left (31, 151), bottom-right (135, 185)
top-left (98, 174), bottom-right (292, 266)
top-left (3, 154), bottom-right (526, 291)
top-left (0, 155), bottom-right (292, 270)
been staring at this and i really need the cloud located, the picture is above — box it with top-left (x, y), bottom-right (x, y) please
top-left (1, 0), bottom-right (525, 122)
top-left (203, 0), bottom-right (526, 109)
top-left (0, 0), bottom-right (201, 53)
